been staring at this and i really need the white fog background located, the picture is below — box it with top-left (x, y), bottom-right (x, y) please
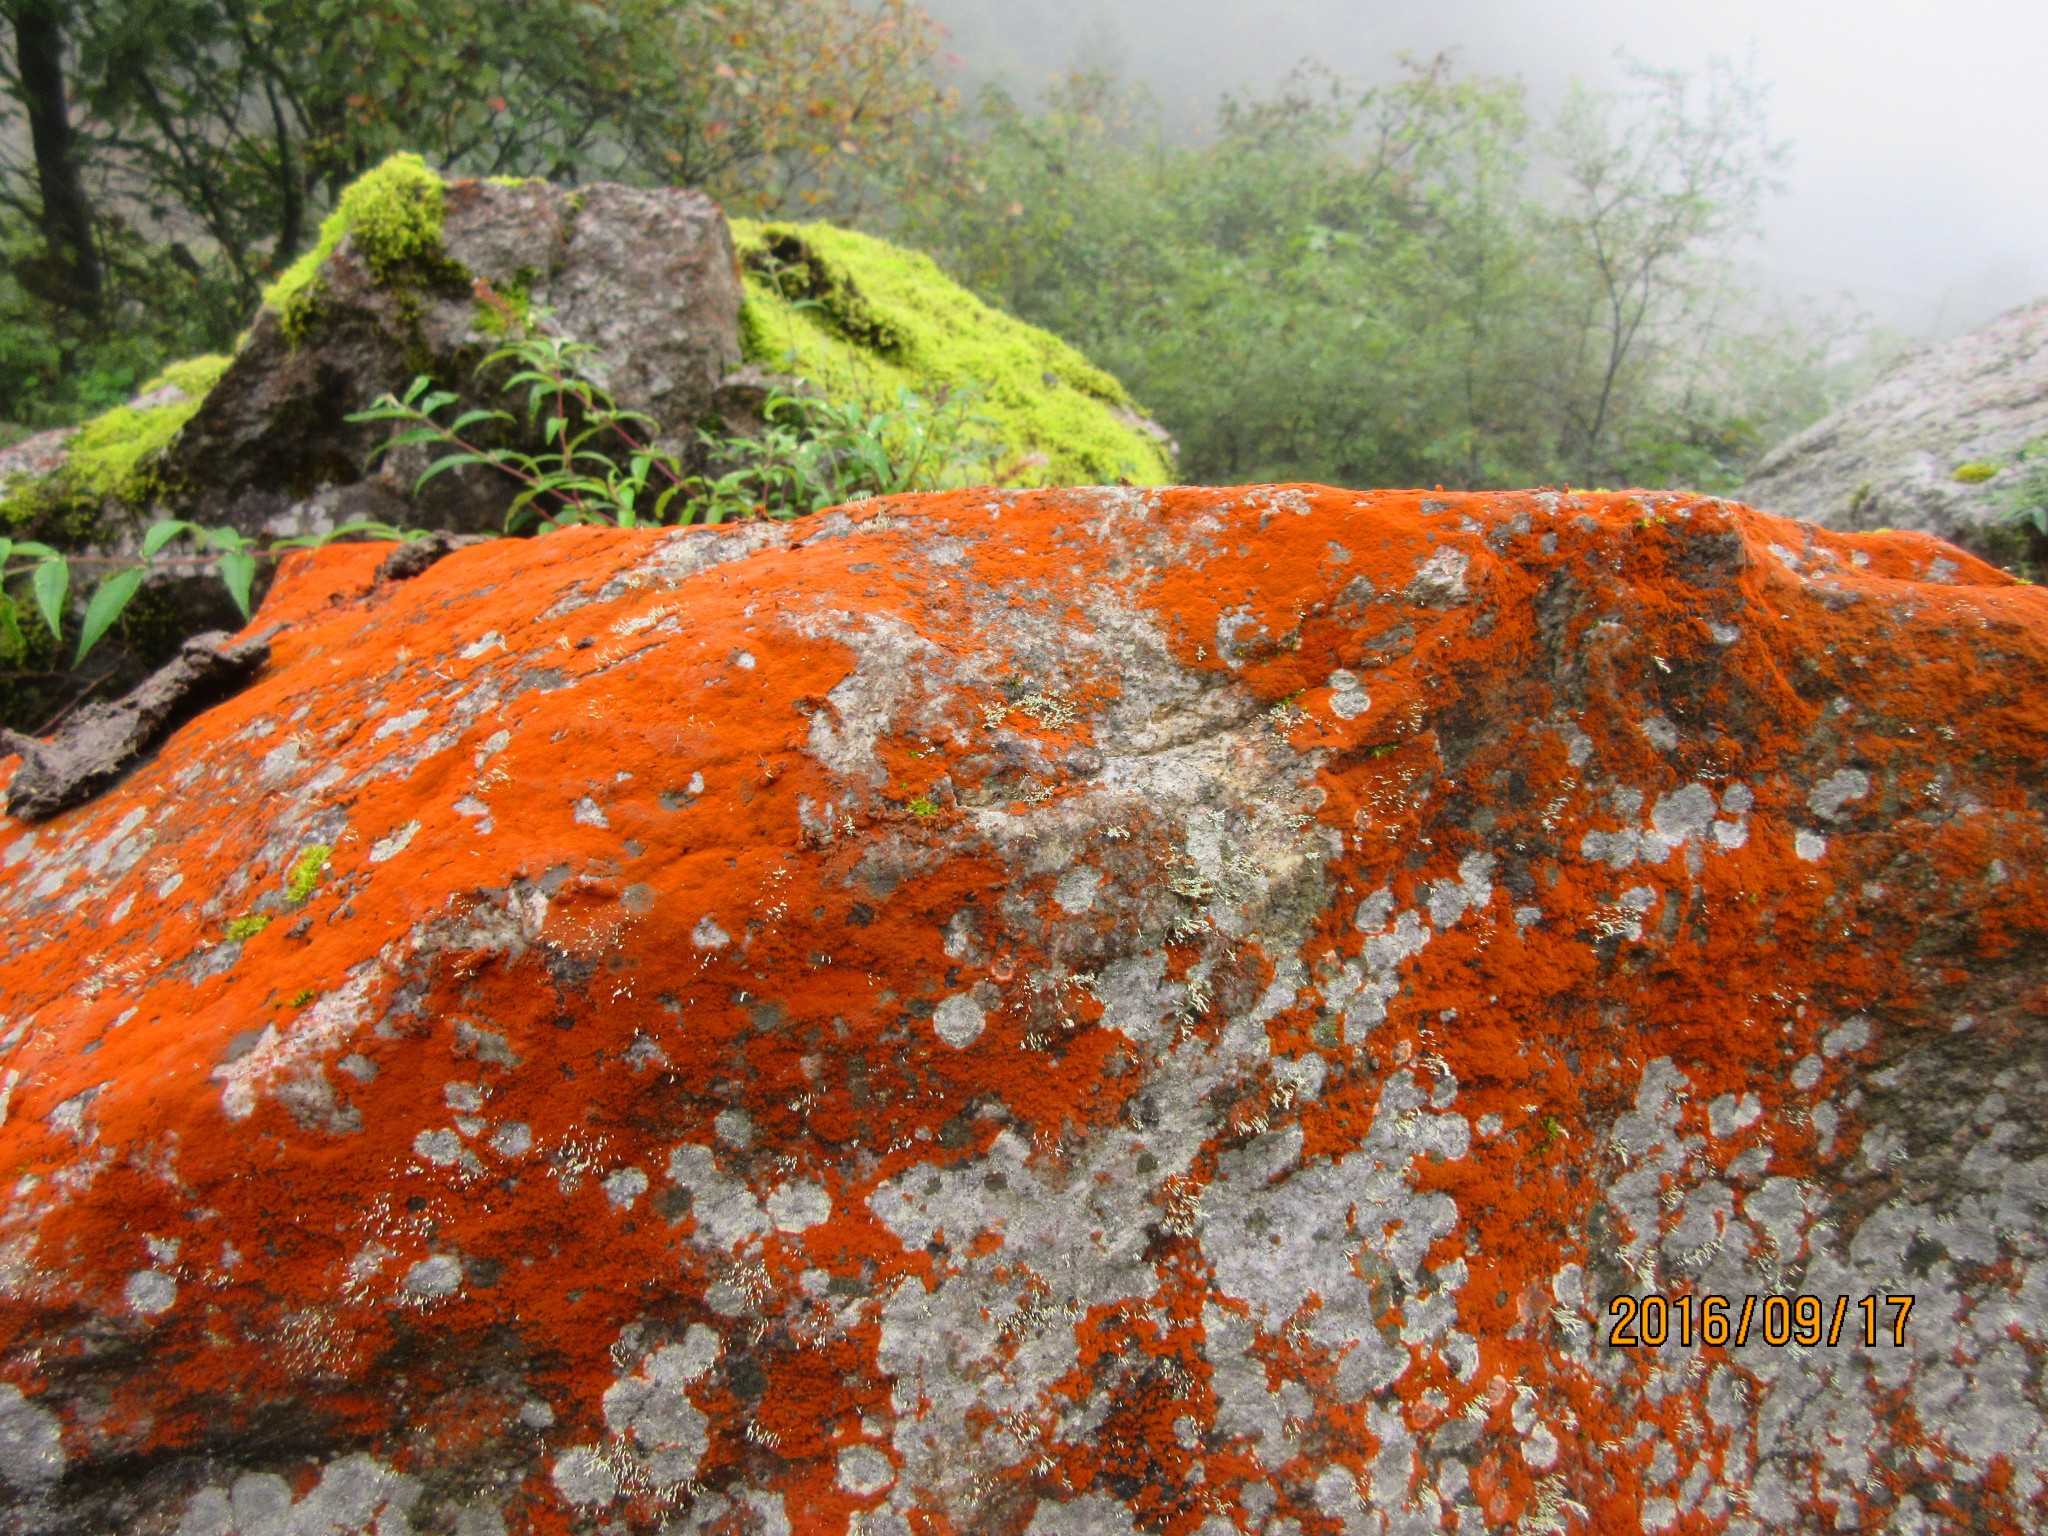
top-left (925, 0), bottom-right (2048, 340)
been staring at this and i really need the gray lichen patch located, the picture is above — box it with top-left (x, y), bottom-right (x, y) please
top-left (0, 1383), bottom-right (64, 1490)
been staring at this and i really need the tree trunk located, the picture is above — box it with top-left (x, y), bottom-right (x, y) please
top-left (13, 0), bottom-right (101, 319)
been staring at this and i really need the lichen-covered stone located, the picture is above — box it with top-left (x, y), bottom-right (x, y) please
top-left (1741, 296), bottom-right (2048, 568)
top-left (2, 487), bottom-right (2045, 1535)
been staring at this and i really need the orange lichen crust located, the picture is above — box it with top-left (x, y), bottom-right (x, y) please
top-left (2, 486), bottom-right (2046, 1535)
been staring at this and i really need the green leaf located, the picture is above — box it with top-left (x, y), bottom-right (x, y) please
top-left (442, 408), bottom-right (511, 434)
top-left (0, 537), bottom-right (12, 571)
top-left (382, 424), bottom-right (461, 451)
top-left (75, 567), bottom-right (145, 663)
top-left (414, 452), bottom-right (484, 490)
top-left (219, 550), bottom-right (256, 618)
top-left (141, 519), bottom-right (198, 558)
top-left (31, 556), bottom-right (68, 638)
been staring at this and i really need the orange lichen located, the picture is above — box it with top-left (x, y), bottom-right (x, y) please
top-left (1, 486), bottom-right (2045, 1534)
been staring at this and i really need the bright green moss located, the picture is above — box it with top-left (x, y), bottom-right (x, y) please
top-left (1953, 461), bottom-right (2000, 484)
top-left (0, 351), bottom-right (231, 546)
top-left (285, 844), bottom-right (332, 902)
top-left (62, 353), bottom-right (233, 501)
top-left (261, 153), bottom-right (456, 341)
top-left (730, 220), bottom-right (1172, 488)
top-left (224, 913), bottom-right (273, 942)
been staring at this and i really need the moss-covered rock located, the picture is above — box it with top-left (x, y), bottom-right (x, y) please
top-left (0, 353), bottom-right (231, 555)
top-left (61, 354), bottom-right (233, 502)
top-left (260, 153), bottom-right (458, 343)
top-left (163, 162), bottom-right (742, 539)
top-left (733, 220), bottom-right (1173, 486)
top-left (0, 354), bottom-right (248, 731)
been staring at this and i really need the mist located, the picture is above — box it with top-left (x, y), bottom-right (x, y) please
top-left (924, 0), bottom-right (2048, 339)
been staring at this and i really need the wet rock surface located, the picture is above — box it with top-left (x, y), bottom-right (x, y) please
top-left (1, 487), bottom-right (2045, 1535)
top-left (1741, 296), bottom-right (2048, 568)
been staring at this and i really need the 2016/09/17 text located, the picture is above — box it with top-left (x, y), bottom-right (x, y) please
top-left (1606, 1293), bottom-right (1914, 1349)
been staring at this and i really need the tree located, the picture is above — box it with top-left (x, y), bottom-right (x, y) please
top-left (6, 0), bottom-right (102, 318)
top-left (49, 0), bottom-right (952, 303)
top-left (1545, 58), bottom-right (1787, 478)
top-left (906, 55), bottom-right (1831, 496)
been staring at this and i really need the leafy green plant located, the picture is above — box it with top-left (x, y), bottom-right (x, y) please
top-left (0, 517), bottom-right (428, 670)
top-left (690, 386), bottom-right (1005, 522)
top-left (1998, 439), bottom-right (2048, 536)
top-left (1996, 439), bottom-right (2048, 577)
top-left (351, 319), bottom-right (1002, 533)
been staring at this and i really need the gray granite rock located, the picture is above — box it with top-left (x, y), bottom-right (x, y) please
top-left (1740, 297), bottom-right (2048, 567)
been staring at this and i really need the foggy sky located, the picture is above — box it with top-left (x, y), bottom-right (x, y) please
top-left (923, 0), bottom-right (2048, 339)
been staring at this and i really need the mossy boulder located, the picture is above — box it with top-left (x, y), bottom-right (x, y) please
top-left (0, 355), bottom-right (231, 543)
top-left (733, 220), bottom-right (1174, 486)
top-left (5, 159), bottom-right (1169, 549)
top-left (167, 166), bottom-right (743, 537)
top-left (259, 152), bottom-right (460, 343)
top-left (0, 357), bottom-right (245, 731)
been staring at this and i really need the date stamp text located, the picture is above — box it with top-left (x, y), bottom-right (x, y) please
top-left (1605, 1293), bottom-right (1914, 1349)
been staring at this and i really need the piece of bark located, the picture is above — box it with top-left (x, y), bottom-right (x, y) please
top-left (376, 532), bottom-right (455, 582)
top-left (1, 630), bottom-right (273, 822)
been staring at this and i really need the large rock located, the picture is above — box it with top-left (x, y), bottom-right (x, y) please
top-left (168, 168), bottom-right (744, 538)
top-left (1, 487), bottom-right (2044, 1535)
top-left (1740, 297), bottom-right (2048, 567)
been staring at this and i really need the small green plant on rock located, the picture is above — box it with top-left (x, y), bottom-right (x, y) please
top-left (1998, 438), bottom-right (2048, 575)
top-left (1999, 440), bottom-right (2048, 528)
top-left (285, 844), bottom-right (333, 902)
top-left (351, 312), bottom-right (1002, 534)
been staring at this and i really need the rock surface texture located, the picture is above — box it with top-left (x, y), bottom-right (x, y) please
top-left (1740, 297), bottom-right (2048, 567)
top-left (1, 487), bottom-right (2045, 1535)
